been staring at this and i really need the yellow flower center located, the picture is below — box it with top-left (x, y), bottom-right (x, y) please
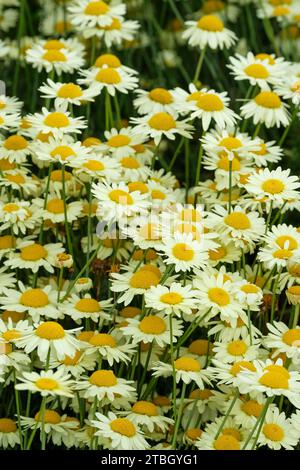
top-left (273, 249), bottom-right (293, 259)
top-left (262, 178), bottom-right (285, 195)
top-left (0, 159), bottom-right (16, 171)
top-left (197, 93), bottom-right (224, 111)
top-left (4, 135), bottom-right (28, 150)
top-left (107, 135), bottom-right (131, 148)
top-left (259, 370), bottom-right (289, 389)
top-left (75, 298), bottom-right (100, 313)
top-left (44, 39), bottom-right (65, 50)
top-left (139, 315), bottom-right (166, 334)
top-left (203, 0), bottom-right (225, 13)
top-left (188, 339), bottom-right (211, 356)
top-left (288, 285), bottom-right (300, 295)
top-left (20, 289), bottom-right (49, 308)
top-left (175, 356), bottom-right (201, 372)
top-left (209, 246), bottom-right (227, 261)
top-left (227, 340), bottom-right (247, 356)
top-left (179, 208), bottom-right (201, 223)
top-left (96, 68), bottom-right (121, 84)
top-left (110, 418), bottom-right (136, 437)
top-left (208, 287), bottom-right (230, 306)
top-left (103, 17), bottom-right (121, 31)
top-left (89, 333), bottom-right (116, 347)
top-left (151, 189), bottom-right (166, 200)
top-left (5, 173), bottom-right (25, 184)
top-left (121, 156), bottom-right (140, 169)
top-left (3, 203), bottom-right (21, 213)
top-left (35, 410), bottom-right (61, 424)
top-left (273, 5), bottom-right (289, 16)
top-left (254, 91), bottom-right (281, 108)
top-left (187, 90), bottom-right (204, 102)
top-left (219, 136), bottom-right (242, 150)
top-left (57, 83), bottom-right (83, 99)
top-left (132, 401), bottom-right (158, 416)
top-left (172, 242), bottom-right (194, 261)
top-left (109, 189), bottom-right (133, 205)
top-left (230, 361), bottom-right (256, 376)
top-left (120, 306), bottom-right (141, 318)
top-left (214, 435), bottom-right (240, 450)
top-left (218, 155), bottom-right (241, 171)
top-left (20, 243), bottom-right (47, 261)
top-left (83, 160), bottom-right (104, 172)
top-left (44, 112), bottom-right (70, 128)
top-left (62, 350), bottom-right (82, 365)
top-left (148, 112), bottom-right (176, 131)
top-left (50, 170), bottom-right (72, 182)
top-left (197, 14), bottom-right (224, 32)
top-left (160, 292), bottom-right (183, 305)
top-left (82, 137), bottom-right (102, 147)
top-left (263, 423), bottom-right (284, 441)
top-left (128, 181), bottom-right (149, 194)
top-left (0, 235), bottom-right (14, 249)
top-left (84, 1), bottom-right (109, 15)
top-left (89, 370), bottom-right (117, 387)
top-left (222, 428), bottom-right (242, 441)
top-left (2, 329), bottom-right (21, 341)
top-left (35, 378), bottom-right (58, 390)
top-left (137, 223), bottom-right (159, 241)
top-left (241, 400), bottom-right (263, 417)
top-left (149, 88), bottom-right (173, 104)
top-left (255, 53), bottom-right (275, 65)
top-left (291, 81), bottom-right (300, 93)
top-left (282, 328), bottom-right (300, 346)
top-left (276, 235), bottom-right (297, 250)
top-left (43, 50), bottom-right (66, 62)
top-left (0, 418), bottom-right (17, 433)
top-left (47, 199), bottom-right (65, 214)
top-left (36, 321), bottom-right (65, 340)
top-left (2, 310), bottom-right (24, 322)
top-left (95, 53), bottom-right (121, 68)
top-left (244, 64), bottom-right (269, 79)
top-left (225, 212), bottom-right (251, 230)
top-left (241, 283), bottom-right (260, 294)
top-left (129, 269), bottom-right (160, 289)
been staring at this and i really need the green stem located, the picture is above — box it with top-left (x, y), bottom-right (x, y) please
top-left (193, 46), bottom-right (207, 84)
top-left (214, 390), bottom-right (239, 440)
top-left (171, 383), bottom-right (187, 448)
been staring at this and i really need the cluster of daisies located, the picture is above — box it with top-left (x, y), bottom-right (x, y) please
top-left (1, 0), bottom-right (300, 452)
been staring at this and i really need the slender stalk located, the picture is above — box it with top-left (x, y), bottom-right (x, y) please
top-left (171, 382), bottom-right (187, 448)
top-left (214, 390), bottom-right (239, 440)
top-left (242, 397), bottom-right (273, 450)
top-left (193, 46), bottom-right (207, 84)
top-left (169, 314), bottom-right (177, 423)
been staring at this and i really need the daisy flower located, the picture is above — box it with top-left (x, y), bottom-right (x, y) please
top-left (182, 14), bottom-right (237, 50)
top-left (130, 112), bottom-right (194, 145)
top-left (120, 313), bottom-right (183, 348)
top-left (247, 138), bottom-right (282, 167)
top-left (119, 401), bottom-right (174, 434)
top-left (110, 264), bottom-right (170, 306)
top-left (0, 419), bottom-right (20, 449)
top-left (34, 196), bottom-right (83, 224)
top-left (0, 283), bottom-right (60, 322)
top-left (122, 214), bottom-right (163, 250)
top-left (83, 17), bottom-right (140, 47)
top-left (39, 79), bottom-right (100, 112)
top-left (68, 0), bottom-right (125, 29)
top-left (152, 356), bottom-right (212, 389)
top-left (50, 349), bottom-right (97, 379)
top-left (257, 407), bottom-right (298, 450)
top-left (0, 94), bottom-right (22, 114)
top-left (4, 240), bottom-right (64, 274)
top-left (187, 89), bottom-right (239, 131)
top-left (32, 136), bottom-right (92, 166)
top-left (159, 232), bottom-right (210, 272)
top-left (0, 134), bottom-right (31, 163)
top-left (14, 321), bottom-right (81, 362)
top-left (15, 369), bottom-right (74, 398)
top-left (0, 266), bottom-right (16, 294)
top-left (235, 280), bottom-right (263, 309)
top-left (227, 52), bottom-right (286, 89)
top-left (27, 108), bottom-right (87, 139)
top-left (75, 369), bottom-right (136, 403)
top-left (206, 205), bottom-right (265, 249)
top-left (94, 53), bottom-right (138, 76)
top-left (213, 338), bottom-right (261, 364)
top-left (193, 272), bottom-right (244, 323)
top-left (133, 87), bottom-right (180, 117)
top-left (73, 155), bottom-right (121, 182)
top-left (20, 410), bottom-right (76, 442)
top-left (264, 321), bottom-right (300, 364)
top-left (97, 127), bottom-right (147, 158)
top-left (91, 411), bottom-right (149, 450)
top-left (196, 417), bottom-right (247, 451)
top-left (208, 317), bottom-right (261, 342)
top-left (236, 359), bottom-right (300, 408)
top-left (60, 294), bottom-right (112, 324)
top-left (231, 395), bottom-right (268, 429)
top-left (245, 167), bottom-right (300, 205)
top-left (84, 332), bottom-right (136, 366)
top-left (240, 91), bottom-right (290, 128)
top-left (0, 112), bottom-right (21, 131)
top-left (26, 43), bottom-right (84, 74)
top-left (92, 181), bottom-right (149, 222)
top-left (275, 75), bottom-right (300, 106)
top-left (78, 66), bottom-right (138, 96)
top-left (0, 170), bottom-right (40, 196)
top-left (144, 283), bottom-right (199, 317)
